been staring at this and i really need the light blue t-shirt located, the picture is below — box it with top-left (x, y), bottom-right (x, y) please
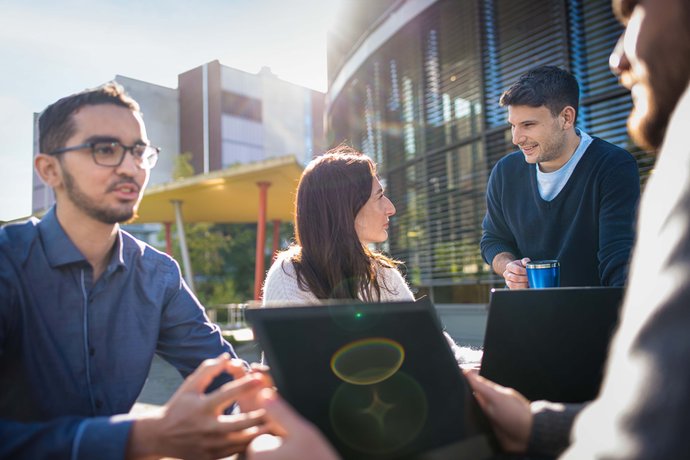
top-left (537, 129), bottom-right (593, 201)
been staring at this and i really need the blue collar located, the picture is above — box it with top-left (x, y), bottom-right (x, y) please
top-left (38, 206), bottom-right (126, 272)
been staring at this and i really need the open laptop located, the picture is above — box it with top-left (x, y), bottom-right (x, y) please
top-left (480, 287), bottom-right (624, 403)
top-left (246, 298), bottom-right (496, 460)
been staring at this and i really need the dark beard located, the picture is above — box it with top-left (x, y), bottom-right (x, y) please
top-left (62, 167), bottom-right (135, 224)
top-left (630, 40), bottom-right (690, 150)
top-left (628, 105), bottom-right (667, 151)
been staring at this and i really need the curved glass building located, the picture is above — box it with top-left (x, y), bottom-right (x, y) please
top-left (326, 0), bottom-right (652, 303)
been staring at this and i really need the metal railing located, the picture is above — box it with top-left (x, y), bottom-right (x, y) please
top-left (206, 303), bottom-right (248, 330)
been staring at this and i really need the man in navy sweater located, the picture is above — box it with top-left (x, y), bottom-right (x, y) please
top-left (480, 66), bottom-right (640, 289)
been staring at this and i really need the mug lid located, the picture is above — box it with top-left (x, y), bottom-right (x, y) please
top-left (526, 260), bottom-right (560, 269)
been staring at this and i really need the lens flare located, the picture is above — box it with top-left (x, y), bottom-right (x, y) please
top-left (327, 303), bottom-right (383, 332)
top-left (329, 372), bottom-right (427, 454)
top-left (331, 337), bottom-right (404, 385)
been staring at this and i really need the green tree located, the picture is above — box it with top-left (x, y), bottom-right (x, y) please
top-left (160, 152), bottom-right (295, 305)
top-left (165, 221), bottom-right (294, 306)
top-left (173, 152), bottom-right (195, 179)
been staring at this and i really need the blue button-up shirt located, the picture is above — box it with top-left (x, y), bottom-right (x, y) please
top-left (0, 208), bottom-right (237, 460)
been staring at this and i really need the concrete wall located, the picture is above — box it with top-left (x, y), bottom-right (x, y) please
top-left (261, 69), bottom-right (311, 162)
top-left (31, 112), bottom-right (53, 214)
top-left (220, 65), bottom-right (325, 166)
top-left (179, 65), bottom-right (205, 174)
top-left (221, 114), bottom-right (264, 166)
top-left (115, 76), bottom-right (179, 186)
top-left (221, 65), bottom-right (263, 99)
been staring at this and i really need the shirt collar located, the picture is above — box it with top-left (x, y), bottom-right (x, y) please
top-left (109, 231), bottom-right (126, 272)
top-left (38, 206), bottom-right (127, 272)
top-left (38, 207), bottom-right (86, 268)
top-left (574, 128), bottom-right (592, 145)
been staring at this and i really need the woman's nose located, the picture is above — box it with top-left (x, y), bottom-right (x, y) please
top-left (386, 198), bottom-right (396, 216)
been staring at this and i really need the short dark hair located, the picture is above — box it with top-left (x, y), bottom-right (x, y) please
top-left (499, 66), bottom-right (580, 119)
top-left (38, 82), bottom-right (140, 154)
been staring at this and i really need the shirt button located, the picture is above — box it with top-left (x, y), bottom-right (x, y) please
top-left (89, 347), bottom-right (95, 356)
top-left (95, 400), bottom-right (103, 409)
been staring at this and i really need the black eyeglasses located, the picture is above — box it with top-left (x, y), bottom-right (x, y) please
top-left (49, 141), bottom-right (160, 170)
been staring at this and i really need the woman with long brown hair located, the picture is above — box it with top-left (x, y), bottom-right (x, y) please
top-left (262, 146), bottom-right (478, 363)
top-left (263, 146), bottom-right (409, 303)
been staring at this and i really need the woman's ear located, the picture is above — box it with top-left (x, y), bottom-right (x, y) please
top-left (34, 153), bottom-right (62, 188)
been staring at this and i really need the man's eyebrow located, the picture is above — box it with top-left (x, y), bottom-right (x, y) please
top-left (83, 136), bottom-right (147, 145)
top-left (507, 119), bottom-right (537, 127)
top-left (83, 135), bottom-right (120, 144)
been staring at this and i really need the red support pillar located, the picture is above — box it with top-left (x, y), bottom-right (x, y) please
top-left (272, 219), bottom-right (281, 261)
top-left (254, 182), bottom-right (271, 301)
top-left (164, 222), bottom-right (173, 256)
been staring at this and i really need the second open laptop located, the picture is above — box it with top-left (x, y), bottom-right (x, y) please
top-left (246, 298), bottom-right (496, 460)
top-left (480, 286), bottom-right (624, 403)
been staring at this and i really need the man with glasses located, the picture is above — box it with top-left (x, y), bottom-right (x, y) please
top-left (48, 139), bottom-right (160, 169)
top-left (0, 83), bottom-right (269, 459)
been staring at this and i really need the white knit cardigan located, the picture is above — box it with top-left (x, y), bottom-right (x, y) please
top-left (262, 252), bottom-right (414, 305)
top-left (261, 252), bottom-right (480, 364)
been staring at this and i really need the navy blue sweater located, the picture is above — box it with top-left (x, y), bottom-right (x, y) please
top-left (481, 138), bottom-right (640, 287)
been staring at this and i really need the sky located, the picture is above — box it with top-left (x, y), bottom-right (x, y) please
top-left (0, 0), bottom-right (338, 221)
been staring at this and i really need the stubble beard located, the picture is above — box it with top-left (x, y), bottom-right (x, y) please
top-left (62, 167), bottom-right (136, 224)
top-left (536, 129), bottom-right (568, 165)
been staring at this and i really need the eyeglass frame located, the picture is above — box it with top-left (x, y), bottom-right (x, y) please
top-left (48, 140), bottom-right (161, 170)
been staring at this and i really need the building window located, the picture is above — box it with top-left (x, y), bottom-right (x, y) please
top-left (221, 91), bottom-right (262, 122)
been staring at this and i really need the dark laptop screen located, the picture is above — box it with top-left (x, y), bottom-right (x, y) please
top-left (247, 299), bottom-right (496, 460)
top-left (480, 287), bottom-right (624, 403)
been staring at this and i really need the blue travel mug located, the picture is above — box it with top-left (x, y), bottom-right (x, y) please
top-left (526, 260), bottom-right (560, 288)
